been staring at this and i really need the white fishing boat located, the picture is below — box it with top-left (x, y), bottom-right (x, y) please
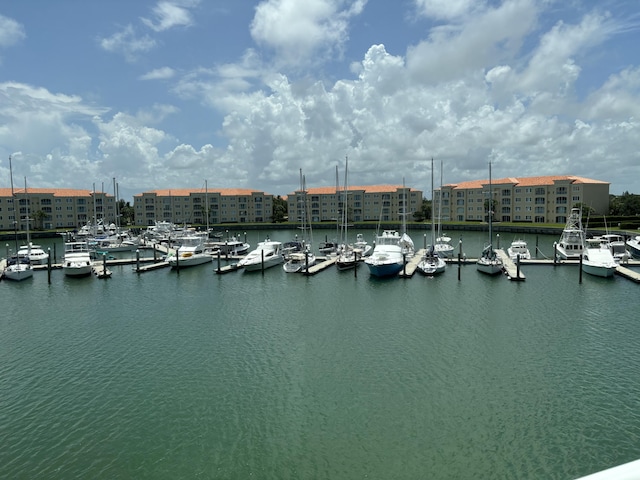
top-left (627, 234), bottom-right (640, 258)
top-left (17, 242), bottom-right (49, 265)
top-left (167, 235), bottom-right (212, 268)
top-left (477, 162), bottom-right (503, 275)
top-left (417, 158), bottom-right (446, 276)
top-left (582, 238), bottom-right (617, 278)
top-left (507, 239), bottom-right (531, 261)
top-left (62, 240), bottom-right (93, 277)
top-left (598, 233), bottom-right (631, 263)
top-left (238, 239), bottom-right (284, 271)
top-left (205, 234), bottom-right (250, 256)
top-left (365, 230), bottom-right (410, 277)
top-left (354, 233), bottom-right (372, 257)
top-left (556, 208), bottom-right (585, 260)
top-left (365, 181), bottom-right (414, 277)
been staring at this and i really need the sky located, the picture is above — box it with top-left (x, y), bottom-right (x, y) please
top-left (1, 0), bottom-right (639, 202)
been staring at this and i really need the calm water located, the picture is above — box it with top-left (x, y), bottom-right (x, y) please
top-left (2, 229), bottom-right (640, 479)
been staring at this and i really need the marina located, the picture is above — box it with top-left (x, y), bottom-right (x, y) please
top-left (2, 228), bottom-right (640, 480)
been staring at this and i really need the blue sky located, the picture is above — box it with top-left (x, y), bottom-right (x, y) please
top-left (1, 0), bottom-right (639, 201)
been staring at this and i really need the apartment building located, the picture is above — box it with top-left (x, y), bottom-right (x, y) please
top-left (133, 188), bottom-right (274, 226)
top-left (436, 175), bottom-right (609, 224)
top-left (287, 185), bottom-right (423, 224)
top-left (0, 188), bottom-right (115, 231)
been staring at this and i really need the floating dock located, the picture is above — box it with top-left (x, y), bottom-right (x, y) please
top-left (92, 263), bottom-right (112, 278)
top-left (495, 249), bottom-right (526, 281)
top-left (398, 249), bottom-right (424, 278)
top-left (615, 264), bottom-right (640, 283)
top-left (135, 261), bottom-right (169, 272)
top-left (304, 256), bottom-right (337, 275)
top-left (216, 263), bottom-right (241, 274)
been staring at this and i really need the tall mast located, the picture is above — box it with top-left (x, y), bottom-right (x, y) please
top-left (205, 180), bottom-right (209, 232)
top-left (113, 177), bottom-right (119, 232)
top-left (24, 177), bottom-right (30, 250)
top-left (488, 161), bottom-right (493, 246)
top-left (431, 158), bottom-right (435, 245)
top-left (9, 156), bottom-right (18, 252)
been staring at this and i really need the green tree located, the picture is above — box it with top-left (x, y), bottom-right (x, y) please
top-left (413, 197), bottom-right (431, 222)
top-left (271, 195), bottom-right (288, 223)
top-left (610, 192), bottom-right (640, 216)
top-left (32, 210), bottom-right (49, 230)
top-left (118, 200), bottom-right (135, 226)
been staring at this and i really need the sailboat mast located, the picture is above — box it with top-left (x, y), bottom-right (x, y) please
top-left (24, 177), bottom-right (30, 250)
top-left (431, 158), bottom-right (435, 245)
top-left (9, 156), bottom-right (18, 253)
top-left (113, 177), bottom-right (119, 232)
top-left (488, 161), bottom-right (493, 246)
top-left (205, 180), bottom-right (209, 232)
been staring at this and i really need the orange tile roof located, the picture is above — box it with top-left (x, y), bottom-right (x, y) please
top-left (0, 187), bottom-right (110, 197)
top-left (444, 175), bottom-right (609, 189)
top-left (302, 185), bottom-right (420, 195)
top-left (136, 188), bottom-right (266, 197)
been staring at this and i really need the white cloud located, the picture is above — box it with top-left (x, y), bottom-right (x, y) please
top-left (0, 14), bottom-right (25, 48)
top-left (406, 0), bottom-right (538, 84)
top-left (414, 0), bottom-right (481, 20)
top-left (141, 0), bottom-right (199, 32)
top-left (140, 67), bottom-right (177, 80)
top-left (250, 0), bottom-right (367, 68)
top-left (0, 82), bottom-right (107, 188)
top-left (99, 24), bottom-right (156, 62)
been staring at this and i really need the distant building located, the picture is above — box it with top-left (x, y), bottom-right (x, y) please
top-left (286, 185), bottom-right (423, 224)
top-left (436, 175), bottom-right (609, 223)
top-left (133, 188), bottom-right (274, 226)
top-left (0, 187), bottom-right (115, 231)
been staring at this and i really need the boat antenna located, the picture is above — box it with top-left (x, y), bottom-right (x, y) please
top-left (9, 156), bottom-right (19, 253)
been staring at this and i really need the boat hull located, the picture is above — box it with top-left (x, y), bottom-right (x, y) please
top-left (283, 254), bottom-right (316, 273)
top-left (365, 261), bottom-right (404, 278)
top-left (476, 258), bottom-right (503, 275)
top-left (240, 255), bottom-right (284, 271)
top-left (63, 264), bottom-right (93, 277)
top-left (581, 262), bottom-right (617, 278)
top-left (3, 265), bottom-right (34, 281)
top-left (168, 255), bottom-right (212, 268)
top-left (416, 258), bottom-right (446, 276)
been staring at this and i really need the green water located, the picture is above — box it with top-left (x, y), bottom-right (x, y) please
top-left (1, 230), bottom-right (640, 479)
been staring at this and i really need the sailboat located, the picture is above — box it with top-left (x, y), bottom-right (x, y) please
top-left (476, 161), bottom-right (503, 275)
top-left (336, 157), bottom-right (359, 270)
top-left (2, 164), bottom-right (34, 281)
top-left (417, 158), bottom-right (446, 276)
top-left (434, 160), bottom-right (454, 258)
top-left (283, 170), bottom-right (316, 273)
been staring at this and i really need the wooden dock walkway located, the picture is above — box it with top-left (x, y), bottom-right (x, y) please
top-left (305, 256), bottom-right (337, 275)
top-left (136, 261), bottom-right (169, 272)
top-left (92, 262), bottom-right (112, 278)
top-left (399, 249), bottom-right (424, 278)
top-left (615, 264), bottom-right (640, 283)
top-left (216, 263), bottom-right (241, 274)
top-left (495, 249), bottom-right (526, 281)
